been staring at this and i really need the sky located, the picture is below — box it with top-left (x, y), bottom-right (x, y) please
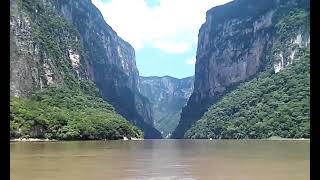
top-left (92, 0), bottom-right (233, 78)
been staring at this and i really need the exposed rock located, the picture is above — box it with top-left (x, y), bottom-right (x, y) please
top-left (273, 32), bottom-right (310, 73)
top-left (10, 0), bottom-right (90, 98)
top-left (30, 124), bottom-right (46, 138)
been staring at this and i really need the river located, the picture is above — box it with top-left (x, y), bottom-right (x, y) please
top-left (10, 139), bottom-right (309, 180)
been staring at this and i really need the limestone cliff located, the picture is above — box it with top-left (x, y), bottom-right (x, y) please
top-left (10, 0), bottom-right (161, 138)
top-left (10, 0), bottom-right (90, 97)
top-left (51, 0), bottom-right (160, 138)
top-left (172, 0), bottom-right (310, 138)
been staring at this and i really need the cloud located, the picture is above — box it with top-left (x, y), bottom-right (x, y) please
top-left (92, 0), bottom-right (233, 53)
top-left (151, 41), bottom-right (190, 54)
top-left (185, 58), bottom-right (196, 65)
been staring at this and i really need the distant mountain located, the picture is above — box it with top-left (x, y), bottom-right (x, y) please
top-left (139, 76), bottom-right (194, 138)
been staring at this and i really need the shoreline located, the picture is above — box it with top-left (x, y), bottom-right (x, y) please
top-left (10, 137), bottom-right (309, 142)
top-left (264, 138), bottom-right (310, 141)
top-left (10, 137), bottom-right (144, 142)
top-left (10, 138), bottom-right (58, 142)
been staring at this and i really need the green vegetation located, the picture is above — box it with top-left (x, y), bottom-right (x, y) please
top-left (153, 109), bottom-right (180, 138)
top-left (185, 48), bottom-right (309, 139)
top-left (273, 0), bottom-right (309, 41)
top-left (261, 0), bottom-right (309, 70)
top-left (10, 81), bottom-right (143, 140)
top-left (17, 0), bottom-right (85, 87)
top-left (271, 0), bottom-right (310, 61)
top-left (275, 9), bottom-right (309, 41)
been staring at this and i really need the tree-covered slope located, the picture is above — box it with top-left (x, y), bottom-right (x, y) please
top-left (185, 48), bottom-right (309, 139)
top-left (153, 110), bottom-right (181, 138)
top-left (10, 81), bottom-right (143, 140)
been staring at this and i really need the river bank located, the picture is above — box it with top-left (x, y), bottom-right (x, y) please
top-left (10, 138), bottom-right (58, 142)
top-left (10, 136), bottom-right (143, 142)
top-left (265, 136), bottom-right (310, 140)
top-left (10, 137), bottom-right (308, 142)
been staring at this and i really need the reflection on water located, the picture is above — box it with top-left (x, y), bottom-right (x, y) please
top-left (10, 139), bottom-right (309, 180)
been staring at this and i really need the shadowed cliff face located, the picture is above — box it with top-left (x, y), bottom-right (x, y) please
top-left (139, 76), bottom-right (194, 138)
top-left (172, 0), bottom-right (310, 138)
top-left (10, 0), bottom-right (161, 139)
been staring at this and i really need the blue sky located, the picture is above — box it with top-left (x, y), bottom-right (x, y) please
top-left (92, 0), bottom-right (232, 78)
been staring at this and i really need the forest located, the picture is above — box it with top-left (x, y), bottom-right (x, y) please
top-left (10, 80), bottom-right (143, 140)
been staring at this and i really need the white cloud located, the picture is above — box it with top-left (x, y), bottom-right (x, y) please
top-left (152, 41), bottom-right (190, 54)
top-left (92, 0), bottom-right (233, 53)
top-left (185, 58), bottom-right (196, 65)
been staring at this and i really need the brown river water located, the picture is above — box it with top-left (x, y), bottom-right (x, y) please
top-left (10, 139), bottom-right (309, 180)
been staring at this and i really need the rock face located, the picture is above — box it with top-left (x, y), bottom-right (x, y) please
top-left (139, 76), bottom-right (194, 138)
top-left (52, 0), bottom-right (160, 138)
top-left (10, 0), bottom-right (90, 97)
top-left (10, 0), bottom-right (161, 138)
top-left (172, 0), bottom-right (310, 138)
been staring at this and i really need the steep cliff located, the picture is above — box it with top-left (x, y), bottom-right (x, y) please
top-left (51, 0), bottom-right (160, 138)
top-left (139, 76), bottom-right (194, 138)
top-left (10, 0), bottom-right (161, 138)
top-left (172, 0), bottom-right (310, 138)
top-left (10, 0), bottom-right (90, 97)
top-left (185, 47), bottom-right (309, 139)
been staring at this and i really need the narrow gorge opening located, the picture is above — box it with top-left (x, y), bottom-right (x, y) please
top-left (138, 76), bottom-right (194, 138)
top-left (91, 0), bottom-right (235, 138)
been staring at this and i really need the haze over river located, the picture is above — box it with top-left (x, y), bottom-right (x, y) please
top-left (10, 139), bottom-right (309, 180)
